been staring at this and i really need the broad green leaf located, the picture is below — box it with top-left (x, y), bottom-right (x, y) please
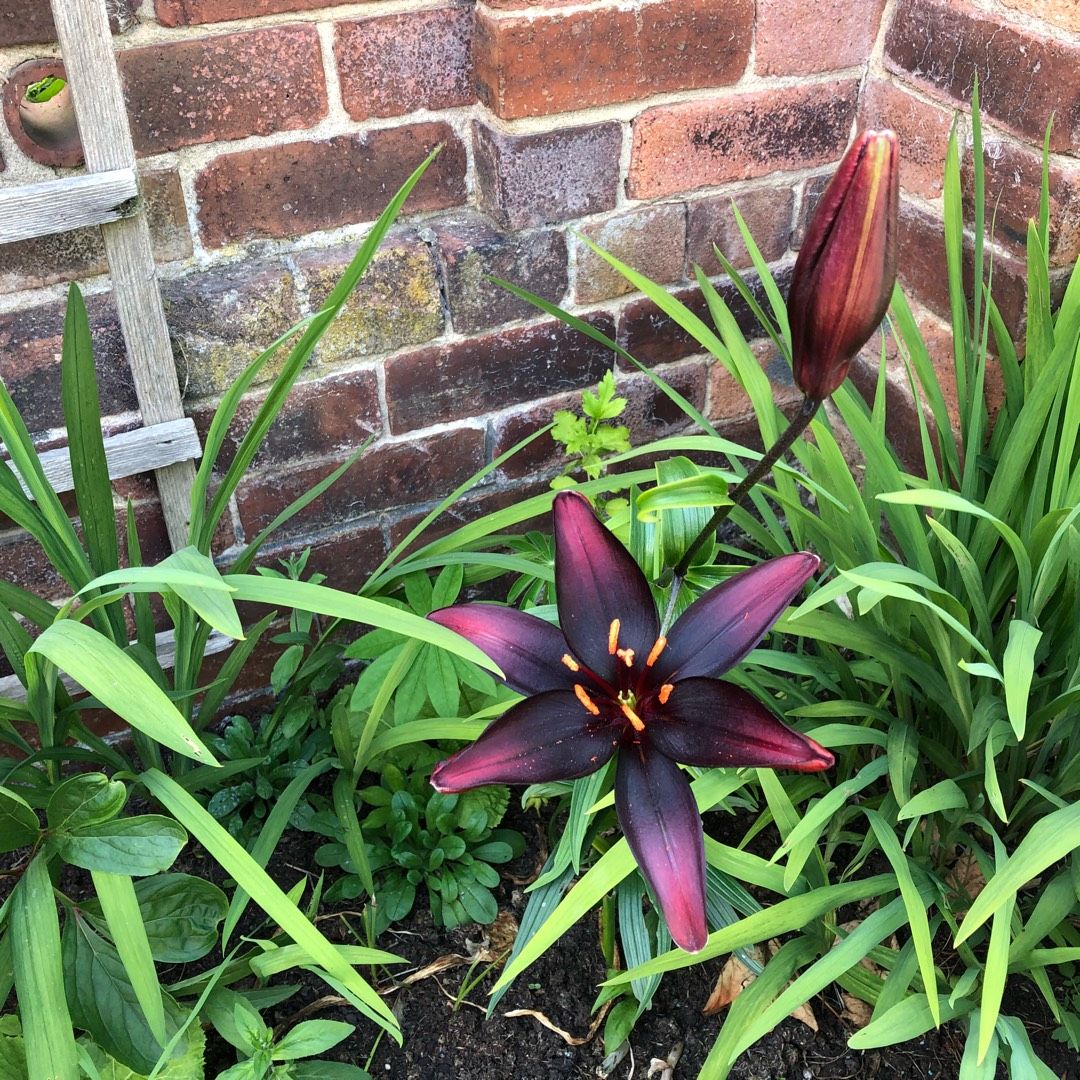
top-left (635, 472), bottom-right (729, 521)
top-left (897, 780), bottom-right (968, 821)
top-left (248, 943), bottom-right (401, 980)
top-left (82, 874), bottom-right (227, 964)
top-left (54, 816), bottom-right (186, 877)
top-left (141, 770), bottom-right (401, 1039)
top-left (47, 772), bottom-right (127, 831)
top-left (159, 548), bottom-right (243, 640)
top-left (28, 621), bottom-right (218, 765)
top-left (92, 870), bottom-right (167, 1044)
top-left (848, 993), bottom-right (971, 1050)
top-left (0, 785), bottom-right (40, 853)
top-left (955, 797), bottom-right (1080, 945)
top-left (1001, 620), bottom-right (1042, 740)
top-left (978, 895), bottom-right (1014, 1063)
top-left (80, 1024), bottom-right (205, 1080)
top-left (11, 854), bottom-right (79, 1080)
top-left (272, 1020), bottom-right (352, 1061)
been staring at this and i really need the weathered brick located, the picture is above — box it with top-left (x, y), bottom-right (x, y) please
top-left (0, 0), bottom-right (136, 44)
top-left (0, 171), bottom-right (191, 294)
top-left (575, 204), bottom-right (687, 305)
top-left (793, 174), bottom-right (831, 250)
top-left (961, 136), bottom-right (1080, 268)
top-left (161, 259), bottom-right (302, 399)
top-left (193, 367), bottom-right (381, 474)
top-left (385, 315), bottom-right (617, 434)
top-left (119, 26), bottom-right (326, 157)
top-left (473, 120), bottom-right (621, 229)
top-left (859, 78), bottom-right (953, 200)
top-left (756, 0), bottom-right (886, 75)
top-left (255, 520), bottom-right (388, 597)
top-left (686, 186), bottom-right (795, 275)
top-left (619, 268), bottom-right (792, 368)
top-left (628, 80), bottom-right (860, 200)
top-left (155, 0), bottom-right (344, 26)
top-left (0, 296), bottom-right (136, 436)
top-left (296, 231), bottom-right (444, 364)
top-left (336, 7), bottom-right (474, 121)
top-left (196, 124), bottom-right (466, 248)
top-left (491, 362), bottom-right (708, 481)
top-left (884, 0), bottom-right (1080, 153)
top-left (475, 0), bottom-right (751, 119)
top-left (236, 428), bottom-right (486, 538)
top-left (426, 212), bottom-right (568, 333)
top-left (1000, 0), bottom-right (1080, 34)
top-left (708, 341), bottom-right (800, 429)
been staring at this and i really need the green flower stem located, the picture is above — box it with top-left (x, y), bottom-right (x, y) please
top-left (660, 395), bottom-right (821, 633)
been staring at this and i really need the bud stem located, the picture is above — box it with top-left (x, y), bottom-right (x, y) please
top-left (660, 395), bottom-right (822, 633)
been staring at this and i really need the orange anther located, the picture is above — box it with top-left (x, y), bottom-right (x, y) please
top-left (607, 618), bottom-right (621, 655)
top-left (616, 647), bottom-right (635, 668)
top-left (574, 684), bottom-right (601, 716)
top-left (620, 702), bottom-right (646, 732)
top-left (645, 635), bottom-right (667, 667)
top-left (658, 683), bottom-right (674, 705)
top-left (561, 653), bottom-right (580, 672)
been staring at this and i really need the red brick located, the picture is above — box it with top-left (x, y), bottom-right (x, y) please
top-left (193, 367), bottom-right (381, 474)
top-left (385, 316), bottom-right (617, 434)
top-left (255, 520), bottom-right (388, 597)
top-left (195, 123), bottom-right (466, 248)
top-left (473, 120), bottom-right (621, 229)
top-left (154, 0), bottom-right (347, 26)
top-left (119, 26), bottom-right (326, 157)
top-left (428, 212), bottom-right (569, 333)
top-left (686, 186), bottom-right (795, 276)
top-left (884, 0), bottom-right (1080, 153)
top-left (1000, 0), bottom-right (1080, 34)
top-left (0, 0), bottom-right (136, 44)
top-left (491, 362), bottom-right (707, 482)
top-left (575, 204), bottom-right (687, 305)
top-left (619, 268), bottom-right (792, 369)
top-left (962, 136), bottom-right (1080, 268)
top-left (628, 80), bottom-right (860, 200)
top-left (475, 0), bottom-right (751, 119)
top-left (336, 7), bottom-right (474, 121)
top-left (0, 296), bottom-right (136, 437)
top-left (859, 79), bottom-right (953, 200)
top-left (756, 0), bottom-right (885, 76)
top-left (0, 171), bottom-right (191, 294)
top-left (793, 174), bottom-right (831, 250)
top-left (708, 341), bottom-right (801, 428)
top-left (236, 428), bottom-right (486, 538)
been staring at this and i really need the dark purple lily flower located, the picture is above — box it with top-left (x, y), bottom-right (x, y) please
top-left (429, 491), bottom-right (833, 952)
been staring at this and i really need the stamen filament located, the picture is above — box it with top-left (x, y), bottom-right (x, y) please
top-left (645, 635), bottom-right (667, 667)
top-left (574, 683), bottom-right (601, 716)
top-left (561, 653), bottom-right (580, 672)
top-left (658, 683), bottom-right (674, 705)
top-left (607, 618), bottom-right (621, 655)
top-left (620, 702), bottom-right (646, 732)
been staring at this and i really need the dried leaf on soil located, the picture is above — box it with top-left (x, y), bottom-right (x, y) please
top-left (504, 1002), bottom-right (610, 1046)
top-left (702, 945), bottom-right (817, 1031)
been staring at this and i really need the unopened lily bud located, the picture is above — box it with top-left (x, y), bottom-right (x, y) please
top-left (789, 129), bottom-right (899, 401)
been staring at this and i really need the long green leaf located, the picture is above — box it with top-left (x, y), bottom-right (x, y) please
top-left (140, 769), bottom-right (401, 1039)
top-left (28, 621), bottom-right (217, 766)
top-left (11, 853), bottom-right (79, 1079)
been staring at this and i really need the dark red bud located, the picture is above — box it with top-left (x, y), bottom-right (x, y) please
top-left (789, 130), bottom-right (900, 400)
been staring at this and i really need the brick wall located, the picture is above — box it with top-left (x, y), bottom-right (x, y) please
top-left (0, 0), bottom-right (1078, 621)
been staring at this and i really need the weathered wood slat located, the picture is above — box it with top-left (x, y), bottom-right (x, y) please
top-left (0, 627), bottom-right (233, 703)
top-left (52, 0), bottom-right (198, 551)
top-left (0, 168), bottom-right (138, 244)
top-left (7, 417), bottom-right (202, 497)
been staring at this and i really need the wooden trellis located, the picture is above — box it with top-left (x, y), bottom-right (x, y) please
top-left (0, 0), bottom-right (200, 550)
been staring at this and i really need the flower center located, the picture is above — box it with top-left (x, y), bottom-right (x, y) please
top-left (617, 689), bottom-right (645, 733)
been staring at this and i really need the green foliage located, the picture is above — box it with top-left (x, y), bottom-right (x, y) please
top-left (313, 749), bottom-right (523, 931)
top-left (204, 988), bottom-right (368, 1080)
top-left (550, 370), bottom-right (631, 485)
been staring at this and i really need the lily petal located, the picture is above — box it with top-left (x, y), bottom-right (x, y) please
top-left (615, 746), bottom-right (707, 953)
top-left (431, 690), bottom-right (618, 792)
top-left (429, 604), bottom-right (574, 696)
top-left (647, 678), bottom-right (834, 771)
top-left (658, 553), bottom-right (819, 682)
top-left (553, 490), bottom-right (659, 685)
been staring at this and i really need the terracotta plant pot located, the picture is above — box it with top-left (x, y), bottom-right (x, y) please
top-left (18, 80), bottom-right (79, 154)
top-left (2, 57), bottom-right (84, 168)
